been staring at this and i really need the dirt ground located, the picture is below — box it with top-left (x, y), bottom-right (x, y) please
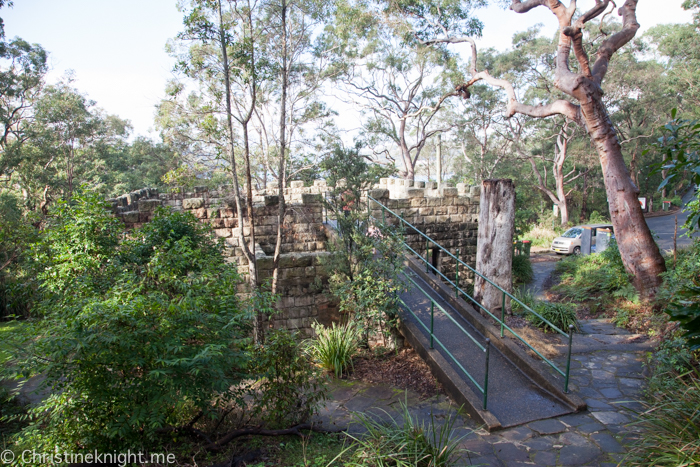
top-left (348, 347), bottom-right (444, 399)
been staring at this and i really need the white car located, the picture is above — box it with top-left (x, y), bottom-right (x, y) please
top-left (551, 224), bottom-right (613, 255)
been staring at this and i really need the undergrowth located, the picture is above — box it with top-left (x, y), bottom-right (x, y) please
top-left (512, 290), bottom-right (579, 333)
top-left (512, 255), bottom-right (534, 285)
top-left (552, 239), bottom-right (630, 302)
top-left (625, 336), bottom-right (700, 466)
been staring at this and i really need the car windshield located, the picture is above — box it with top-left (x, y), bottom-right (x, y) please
top-left (562, 227), bottom-right (583, 238)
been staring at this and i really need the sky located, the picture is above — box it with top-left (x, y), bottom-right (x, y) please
top-left (2, 1), bottom-right (695, 139)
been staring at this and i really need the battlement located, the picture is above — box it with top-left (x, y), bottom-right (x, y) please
top-left (108, 179), bottom-right (481, 335)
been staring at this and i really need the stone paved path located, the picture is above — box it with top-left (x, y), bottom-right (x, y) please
top-left (314, 318), bottom-right (654, 466)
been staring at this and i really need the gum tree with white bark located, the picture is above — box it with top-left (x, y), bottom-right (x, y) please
top-left (397, 0), bottom-right (666, 296)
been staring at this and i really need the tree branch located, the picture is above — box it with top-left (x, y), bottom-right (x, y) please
top-left (591, 0), bottom-right (640, 84)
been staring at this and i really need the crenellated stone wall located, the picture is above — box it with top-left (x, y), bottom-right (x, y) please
top-left (109, 179), bottom-right (481, 335)
top-left (370, 179), bottom-right (481, 283)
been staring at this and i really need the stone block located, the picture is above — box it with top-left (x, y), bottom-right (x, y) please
top-left (302, 193), bottom-right (322, 204)
top-left (207, 208), bottom-right (220, 218)
top-left (214, 228), bottom-right (232, 238)
top-left (264, 195), bottom-right (279, 206)
top-left (138, 199), bottom-right (162, 212)
top-left (193, 208), bottom-right (207, 219)
top-left (182, 198), bottom-right (205, 210)
top-left (407, 188), bottom-right (425, 199)
top-left (442, 187), bottom-right (458, 197)
top-left (290, 180), bottom-right (305, 188)
top-left (121, 211), bottom-right (140, 223)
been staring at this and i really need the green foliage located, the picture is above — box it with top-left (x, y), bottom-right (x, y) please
top-left (32, 190), bottom-right (123, 297)
top-left (319, 146), bottom-right (404, 343)
top-left (306, 321), bottom-right (361, 378)
top-left (665, 284), bottom-right (700, 350)
top-left (249, 330), bottom-right (328, 429)
top-left (12, 192), bottom-right (250, 452)
top-left (527, 301), bottom-right (579, 334)
top-left (512, 254), bottom-right (533, 285)
top-left (553, 240), bottom-right (630, 302)
top-left (345, 398), bottom-right (466, 467)
top-left (626, 337), bottom-right (700, 466)
top-left (0, 192), bottom-right (40, 317)
top-left (650, 111), bottom-right (700, 231)
top-left (512, 289), bottom-right (579, 333)
top-left (664, 195), bottom-right (683, 207)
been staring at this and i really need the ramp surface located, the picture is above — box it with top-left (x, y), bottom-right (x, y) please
top-left (399, 269), bottom-right (573, 428)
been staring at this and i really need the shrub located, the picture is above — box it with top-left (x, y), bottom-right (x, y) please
top-left (512, 254), bottom-right (534, 285)
top-left (12, 195), bottom-right (250, 453)
top-left (625, 344), bottom-right (700, 466)
top-left (553, 239), bottom-right (629, 301)
top-left (250, 329), bottom-right (328, 429)
top-left (527, 301), bottom-right (579, 333)
top-left (346, 398), bottom-right (466, 467)
top-left (306, 321), bottom-right (361, 378)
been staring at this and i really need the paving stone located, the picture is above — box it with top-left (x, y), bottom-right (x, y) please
top-left (558, 444), bottom-right (602, 465)
top-left (523, 436), bottom-right (555, 451)
top-left (591, 411), bottom-right (630, 425)
top-left (343, 395), bottom-right (377, 412)
top-left (360, 385), bottom-right (397, 400)
top-left (585, 398), bottom-right (614, 410)
top-left (577, 422), bottom-right (606, 433)
top-left (559, 432), bottom-right (590, 446)
top-left (591, 432), bottom-right (625, 453)
top-left (493, 443), bottom-right (529, 462)
top-left (619, 377), bottom-right (644, 387)
top-left (599, 387), bottom-right (622, 399)
top-left (558, 412), bottom-right (594, 427)
top-left (591, 370), bottom-right (616, 381)
top-left (528, 419), bottom-right (567, 435)
top-left (499, 425), bottom-right (534, 442)
top-left (462, 456), bottom-right (504, 466)
top-left (460, 439), bottom-right (495, 456)
top-left (576, 387), bottom-right (603, 398)
top-left (532, 450), bottom-right (557, 466)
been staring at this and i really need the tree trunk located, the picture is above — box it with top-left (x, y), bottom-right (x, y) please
top-left (580, 172), bottom-right (588, 222)
top-left (579, 96), bottom-right (665, 296)
top-left (474, 179), bottom-right (515, 315)
top-left (272, 0), bottom-right (288, 297)
top-left (436, 134), bottom-right (442, 184)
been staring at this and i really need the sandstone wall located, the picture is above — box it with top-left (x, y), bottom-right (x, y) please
top-left (110, 179), bottom-right (480, 335)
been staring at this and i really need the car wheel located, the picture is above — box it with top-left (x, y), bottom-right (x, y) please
top-left (573, 246), bottom-right (581, 255)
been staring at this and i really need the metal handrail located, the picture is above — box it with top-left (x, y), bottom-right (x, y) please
top-left (399, 274), bottom-right (490, 410)
top-left (368, 195), bottom-right (574, 393)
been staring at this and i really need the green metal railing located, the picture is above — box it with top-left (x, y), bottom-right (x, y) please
top-left (368, 195), bottom-right (574, 393)
top-left (399, 273), bottom-right (491, 409)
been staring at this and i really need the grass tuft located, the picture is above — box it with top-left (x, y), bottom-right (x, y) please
top-left (345, 397), bottom-right (467, 467)
top-left (306, 321), bottom-right (361, 378)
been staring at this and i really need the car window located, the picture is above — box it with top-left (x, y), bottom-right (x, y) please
top-left (562, 227), bottom-right (583, 238)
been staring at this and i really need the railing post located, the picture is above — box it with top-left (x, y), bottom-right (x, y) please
top-left (382, 205), bottom-right (386, 225)
top-left (455, 248), bottom-right (460, 298)
top-left (426, 237), bottom-right (430, 273)
top-left (430, 302), bottom-right (435, 349)
top-left (565, 324), bottom-right (574, 393)
top-left (501, 291), bottom-right (506, 338)
top-left (483, 338), bottom-right (490, 410)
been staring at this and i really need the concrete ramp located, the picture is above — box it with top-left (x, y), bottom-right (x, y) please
top-left (398, 258), bottom-right (586, 431)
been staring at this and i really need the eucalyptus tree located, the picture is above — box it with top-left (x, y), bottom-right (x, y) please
top-left (0, 9), bottom-right (47, 183)
top-left (322, 0), bottom-right (476, 180)
top-left (398, 0), bottom-right (667, 296)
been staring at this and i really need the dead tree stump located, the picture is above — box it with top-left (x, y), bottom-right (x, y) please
top-left (474, 179), bottom-right (515, 316)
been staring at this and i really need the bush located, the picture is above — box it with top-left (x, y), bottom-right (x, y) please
top-left (625, 337), bottom-right (700, 466)
top-left (346, 398), bottom-right (466, 466)
top-left (512, 255), bottom-right (534, 285)
top-left (527, 301), bottom-right (579, 333)
top-left (512, 289), bottom-right (579, 333)
top-left (306, 321), bottom-right (361, 378)
top-left (12, 194), bottom-right (250, 453)
top-left (249, 329), bottom-right (328, 429)
top-left (553, 239), bottom-right (629, 302)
